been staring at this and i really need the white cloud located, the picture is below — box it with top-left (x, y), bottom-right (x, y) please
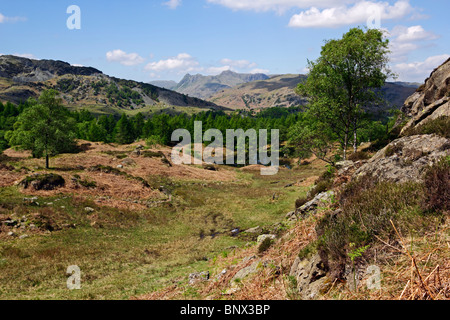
top-left (250, 68), bottom-right (270, 74)
top-left (220, 58), bottom-right (257, 69)
top-left (145, 53), bottom-right (202, 74)
top-left (390, 25), bottom-right (438, 43)
top-left (206, 65), bottom-right (232, 75)
top-left (289, 0), bottom-right (413, 28)
top-left (0, 12), bottom-right (26, 23)
top-left (207, 0), bottom-right (354, 13)
top-left (388, 25), bottom-right (439, 63)
top-left (392, 54), bottom-right (450, 82)
top-left (106, 49), bottom-right (145, 66)
top-left (163, 0), bottom-right (182, 9)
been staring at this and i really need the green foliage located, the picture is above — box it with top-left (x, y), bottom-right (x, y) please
top-left (9, 90), bottom-right (77, 168)
top-left (57, 78), bottom-right (80, 93)
top-left (105, 82), bottom-right (144, 107)
top-left (296, 27), bottom-right (394, 160)
top-left (316, 175), bottom-right (442, 279)
top-left (288, 122), bottom-right (337, 165)
top-left (114, 114), bottom-right (135, 144)
top-left (348, 243), bottom-right (370, 262)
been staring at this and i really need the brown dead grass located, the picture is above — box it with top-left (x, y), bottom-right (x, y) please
top-left (1, 140), bottom-right (237, 210)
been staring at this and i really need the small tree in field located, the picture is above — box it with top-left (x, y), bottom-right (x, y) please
top-left (9, 89), bottom-right (76, 169)
top-left (297, 27), bottom-right (394, 160)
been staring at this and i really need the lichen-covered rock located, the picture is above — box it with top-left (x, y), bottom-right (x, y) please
top-left (289, 191), bottom-right (335, 221)
top-left (188, 271), bottom-right (210, 285)
top-left (401, 58), bottom-right (450, 133)
top-left (354, 134), bottom-right (449, 183)
top-left (19, 173), bottom-right (65, 191)
top-left (289, 254), bottom-right (331, 300)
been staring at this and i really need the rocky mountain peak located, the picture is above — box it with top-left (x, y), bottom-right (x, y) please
top-left (401, 58), bottom-right (450, 133)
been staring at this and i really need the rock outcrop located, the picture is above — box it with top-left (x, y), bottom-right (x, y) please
top-left (289, 254), bottom-right (331, 300)
top-left (401, 58), bottom-right (450, 134)
top-left (353, 134), bottom-right (449, 183)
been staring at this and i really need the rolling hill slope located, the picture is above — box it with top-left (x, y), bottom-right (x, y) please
top-left (210, 73), bottom-right (419, 115)
top-left (0, 55), bottom-right (224, 116)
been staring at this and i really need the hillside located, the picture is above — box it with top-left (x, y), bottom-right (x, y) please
top-left (172, 70), bottom-right (269, 99)
top-left (136, 60), bottom-right (449, 301)
top-left (210, 73), bottom-right (419, 114)
top-left (210, 74), bottom-right (308, 110)
top-left (0, 55), bottom-right (224, 116)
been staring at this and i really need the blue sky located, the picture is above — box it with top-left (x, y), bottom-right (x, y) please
top-left (0, 0), bottom-right (449, 83)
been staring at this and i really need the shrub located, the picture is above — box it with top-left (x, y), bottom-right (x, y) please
top-left (258, 238), bottom-right (274, 254)
top-left (348, 151), bottom-right (371, 161)
top-left (295, 197), bottom-right (309, 209)
top-left (402, 116), bottom-right (450, 138)
top-left (308, 168), bottom-right (335, 199)
top-left (422, 157), bottom-right (450, 213)
top-left (316, 176), bottom-right (435, 279)
top-left (142, 151), bottom-right (164, 158)
top-left (385, 142), bottom-right (404, 157)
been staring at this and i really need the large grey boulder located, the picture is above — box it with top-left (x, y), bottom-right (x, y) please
top-left (401, 57), bottom-right (450, 134)
top-left (354, 134), bottom-right (449, 183)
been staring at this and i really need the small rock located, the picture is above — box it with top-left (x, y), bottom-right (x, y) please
top-left (216, 269), bottom-right (228, 280)
top-left (117, 165), bottom-right (124, 169)
top-left (244, 226), bottom-right (262, 234)
top-left (4, 220), bottom-right (18, 227)
top-left (19, 235), bottom-right (29, 239)
top-left (7, 231), bottom-right (15, 237)
top-left (232, 261), bottom-right (260, 282)
top-left (84, 207), bottom-right (95, 213)
top-left (257, 234), bottom-right (276, 244)
top-left (189, 271), bottom-right (210, 285)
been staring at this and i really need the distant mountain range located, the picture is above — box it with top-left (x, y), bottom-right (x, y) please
top-left (150, 70), bottom-right (269, 100)
top-left (0, 55), bottom-right (420, 118)
top-left (0, 55), bottom-right (222, 116)
top-left (209, 74), bottom-right (420, 115)
top-left (151, 71), bottom-right (419, 115)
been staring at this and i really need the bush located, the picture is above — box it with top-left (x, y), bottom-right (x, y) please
top-left (142, 150), bottom-right (164, 158)
top-left (258, 238), bottom-right (274, 254)
top-left (385, 142), bottom-right (404, 157)
top-left (422, 157), bottom-right (450, 213)
top-left (316, 176), bottom-right (436, 279)
top-left (403, 116), bottom-right (450, 138)
top-left (295, 197), bottom-right (309, 209)
top-left (348, 151), bottom-right (371, 161)
top-left (308, 169), bottom-right (335, 199)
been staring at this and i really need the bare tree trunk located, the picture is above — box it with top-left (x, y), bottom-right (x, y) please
top-left (343, 132), bottom-right (348, 161)
top-left (353, 128), bottom-right (358, 154)
top-left (46, 154), bottom-right (49, 169)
